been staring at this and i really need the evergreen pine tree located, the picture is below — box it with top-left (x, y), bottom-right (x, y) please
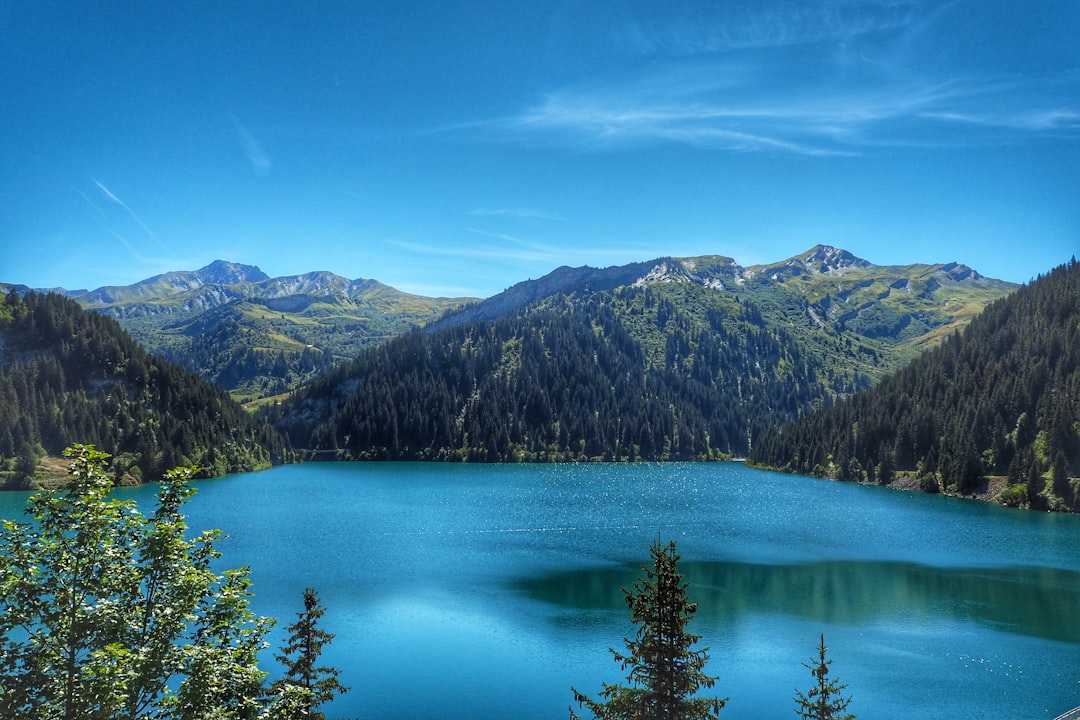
top-left (793, 634), bottom-right (855, 720)
top-left (273, 587), bottom-right (348, 720)
top-left (571, 538), bottom-right (727, 720)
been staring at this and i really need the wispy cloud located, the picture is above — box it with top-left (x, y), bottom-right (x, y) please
top-left (613, 0), bottom-right (925, 55)
top-left (506, 89), bottom-right (854, 155)
top-left (468, 208), bottom-right (569, 222)
top-left (86, 180), bottom-right (172, 267)
top-left (94, 180), bottom-right (160, 243)
top-left (390, 235), bottom-right (555, 264)
top-left (393, 282), bottom-right (482, 298)
top-left (231, 114), bottom-right (272, 174)
top-left (469, 0), bottom-right (1078, 156)
top-left (78, 187), bottom-right (146, 265)
top-left (485, 65), bottom-right (1079, 155)
top-left (922, 107), bottom-right (1080, 133)
top-left (388, 232), bottom-right (643, 267)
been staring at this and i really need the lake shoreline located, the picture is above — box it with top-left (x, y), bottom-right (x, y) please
top-left (17, 454), bottom-right (1068, 517)
top-left (747, 461), bottom-right (1052, 512)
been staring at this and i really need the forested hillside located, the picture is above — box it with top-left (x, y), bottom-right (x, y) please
top-left (0, 289), bottom-right (290, 489)
top-left (750, 259), bottom-right (1080, 511)
top-left (430, 246), bottom-right (1018, 396)
top-left (270, 287), bottom-right (828, 461)
top-left (2, 260), bottom-right (474, 401)
top-left (268, 246), bottom-right (1018, 463)
top-left (5, 249), bottom-right (1014, 404)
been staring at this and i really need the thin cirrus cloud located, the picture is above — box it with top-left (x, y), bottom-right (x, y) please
top-left (611, 0), bottom-right (927, 55)
top-left (468, 208), bottom-right (569, 222)
top-left (92, 180), bottom-right (163, 249)
top-left (389, 230), bottom-right (638, 267)
top-left (231, 114), bottom-right (272, 174)
top-left (493, 68), bottom-right (1079, 156)
top-left (479, 0), bottom-right (1078, 156)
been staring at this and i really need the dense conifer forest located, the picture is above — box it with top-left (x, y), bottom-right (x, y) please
top-left (750, 259), bottom-right (1080, 511)
top-left (0, 289), bottom-right (290, 488)
top-left (269, 285), bottom-right (836, 461)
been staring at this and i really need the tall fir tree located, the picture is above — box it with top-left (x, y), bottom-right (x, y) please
top-left (572, 538), bottom-right (727, 720)
top-left (272, 587), bottom-right (348, 720)
top-left (793, 634), bottom-right (855, 720)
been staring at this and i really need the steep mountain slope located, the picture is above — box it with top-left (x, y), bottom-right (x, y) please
top-left (435, 245), bottom-right (1017, 388)
top-left (269, 246), bottom-right (1019, 462)
top-left (270, 290), bottom-right (827, 461)
top-left (19, 261), bottom-right (477, 401)
top-left (0, 289), bottom-right (290, 489)
top-left (5, 249), bottom-right (1009, 404)
top-left (750, 259), bottom-right (1080, 511)
top-left (66, 259), bottom-right (271, 307)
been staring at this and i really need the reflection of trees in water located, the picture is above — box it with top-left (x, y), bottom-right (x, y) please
top-left (516, 560), bottom-right (1080, 643)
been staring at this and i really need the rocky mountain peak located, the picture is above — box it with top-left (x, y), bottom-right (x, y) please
top-left (797, 245), bottom-right (871, 274)
top-left (936, 262), bottom-right (983, 282)
top-left (196, 260), bottom-right (270, 285)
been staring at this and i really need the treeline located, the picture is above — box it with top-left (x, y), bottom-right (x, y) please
top-left (0, 289), bottom-right (291, 488)
top-left (269, 286), bottom-right (832, 461)
top-left (750, 259), bottom-right (1080, 511)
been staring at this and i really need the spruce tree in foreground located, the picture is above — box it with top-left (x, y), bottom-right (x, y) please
top-left (571, 538), bottom-right (727, 720)
top-left (273, 587), bottom-right (349, 720)
top-left (793, 634), bottom-right (855, 720)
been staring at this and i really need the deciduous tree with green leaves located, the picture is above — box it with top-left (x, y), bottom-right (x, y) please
top-left (272, 587), bottom-right (348, 720)
top-left (0, 444), bottom-right (277, 719)
top-left (571, 537), bottom-right (727, 720)
top-left (793, 634), bottom-right (856, 720)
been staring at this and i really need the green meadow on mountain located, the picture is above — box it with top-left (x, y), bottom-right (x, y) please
top-left (55, 260), bottom-right (474, 402)
top-left (750, 258), bottom-right (1080, 511)
top-left (268, 246), bottom-right (1018, 463)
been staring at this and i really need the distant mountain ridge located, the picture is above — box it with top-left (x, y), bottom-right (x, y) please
top-left (0, 262), bottom-right (477, 401)
top-left (65, 260), bottom-right (455, 317)
top-left (1, 247), bottom-right (1018, 405)
top-left (432, 245), bottom-right (1012, 361)
top-left (269, 245), bottom-right (1022, 464)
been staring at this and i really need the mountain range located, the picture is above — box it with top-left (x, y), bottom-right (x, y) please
top-left (265, 246), bottom-right (1019, 463)
top-left (5, 247), bottom-right (1017, 404)
top-left (4, 245), bottom-right (1075, 510)
top-left (5, 260), bottom-right (474, 401)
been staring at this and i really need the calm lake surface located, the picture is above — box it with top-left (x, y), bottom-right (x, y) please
top-left (3, 461), bottom-right (1079, 719)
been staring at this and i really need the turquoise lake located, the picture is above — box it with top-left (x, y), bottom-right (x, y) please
top-left (2, 461), bottom-right (1079, 719)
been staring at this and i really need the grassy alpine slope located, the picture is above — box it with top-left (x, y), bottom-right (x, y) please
top-left (750, 258), bottom-right (1080, 511)
top-left (6, 260), bottom-right (476, 402)
top-left (269, 246), bottom-right (1018, 462)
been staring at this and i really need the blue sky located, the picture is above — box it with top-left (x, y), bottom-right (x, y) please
top-left (2, 0), bottom-right (1078, 298)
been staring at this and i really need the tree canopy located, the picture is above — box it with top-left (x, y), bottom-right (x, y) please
top-left (271, 286), bottom-right (834, 462)
top-left (0, 289), bottom-right (290, 489)
top-left (272, 588), bottom-right (348, 720)
top-left (793, 635), bottom-right (856, 720)
top-left (0, 444), bottom-right (338, 719)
